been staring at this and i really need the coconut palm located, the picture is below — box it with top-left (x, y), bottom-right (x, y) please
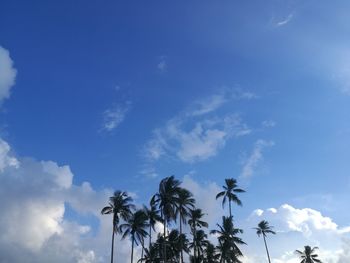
top-left (189, 229), bottom-right (209, 262)
top-left (295, 246), bottom-right (322, 263)
top-left (101, 191), bottom-right (135, 263)
top-left (254, 220), bottom-right (276, 263)
top-left (188, 209), bottom-right (208, 262)
top-left (211, 216), bottom-right (246, 263)
top-left (143, 200), bottom-right (163, 249)
top-left (203, 242), bottom-right (220, 263)
top-left (119, 209), bottom-right (149, 263)
top-left (138, 243), bottom-right (162, 263)
top-left (152, 176), bottom-right (182, 263)
top-left (216, 178), bottom-right (245, 218)
top-left (175, 188), bottom-right (195, 263)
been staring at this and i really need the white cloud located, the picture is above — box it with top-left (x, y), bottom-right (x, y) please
top-left (243, 204), bottom-right (350, 263)
top-left (262, 120), bottom-right (276, 128)
top-left (145, 114), bottom-right (251, 163)
top-left (157, 56), bottom-right (167, 72)
top-left (0, 137), bottom-right (138, 263)
top-left (143, 89), bottom-right (255, 164)
top-left (0, 46), bottom-right (17, 103)
top-left (276, 13), bottom-right (294, 27)
top-left (240, 139), bottom-right (274, 179)
top-left (101, 101), bottom-right (131, 132)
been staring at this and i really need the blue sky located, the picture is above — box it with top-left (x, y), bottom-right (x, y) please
top-left (1, 0), bottom-right (350, 262)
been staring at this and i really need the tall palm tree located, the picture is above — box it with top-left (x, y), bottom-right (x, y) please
top-left (216, 178), bottom-right (245, 218)
top-left (254, 220), bottom-right (276, 263)
top-left (188, 209), bottom-right (208, 262)
top-left (152, 176), bottom-right (182, 263)
top-left (143, 200), bottom-right (163, 249)
top-left (295, 246), bottom-right (322, 263)
top-left (101, 190), bottom-right (135, 263)
top-left (175, 188), bottom-right (195, 263)
top-left (211, 216), bottom-right (246, 263)
top-left (119, 209), bottom-right (149, 263)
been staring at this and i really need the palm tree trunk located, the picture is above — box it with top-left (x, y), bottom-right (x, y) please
top-left (111, 230), bottom-right (115, 263)
top-left (263, 235), bottom-right (271, 263)
top-left (131, 236), bottom-right (135, 263)
top-left (163, 214), bottom-right (167, 263)
top-left (141, 238), bottom-right (145, 261)
top-left (149, 223), bottom-right (152, 250)
top-left (229, 200), bottom-right (232, 219)
top-left (179, 214), bottom-right (183, 263)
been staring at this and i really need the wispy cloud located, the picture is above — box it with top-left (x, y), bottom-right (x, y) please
top-left (240, 139), bottom-right (274, 179)
top-left (144, 88), bottom-right (255, 164)
top-left (262, 120), bottom-right (276, 128)
top-left (157, 56), bottom-right (167, 72)
top-left (0, 46), bottom-right (17, 103)
top-left (275, 13), bottom-right (294, 27)
top-left (101, 101), bottom-right (131, 132)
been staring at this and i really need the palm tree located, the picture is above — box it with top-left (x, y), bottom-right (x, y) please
top-left (101, 191), bottom-right (135, 263)
top-left (189, 230), bottom-right (209, 262)
top-left (138, 243), bottom-right (162, 263)
top-left (175, 188), bottom-right (195, 263)
top-left (152, 176), bottom-right (182, 263)
top-left (119, 209), bottom-right (149, 263)
top-left (216, 178), bottom-right (245, 218)
top-left (203, 242), bottom-right (220, 263)
top-left (188, 209), bottom-right (208, 262)
top-left (211, 216), bottom-right (246, 263)
top-left (254, 220), bottom-right (276, 263)
top-left (143, 200), bottom-right (163, 249)
top-left (295, 246), bottom-right (322, 263)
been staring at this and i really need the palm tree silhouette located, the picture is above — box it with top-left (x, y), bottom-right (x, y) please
top-left (254, 220), bottom-right (276, 263)
top-left (189, 229), bottom-right (209, 262)
top-left (216, 178), bottom-right (245, 218)
top-left (101, 190), bottom-right (135, 263)
top-left (119, 209), bottom-right (149, 263)
top-left (295, 246), bottom-right (322, 263)
top-left (175, 188), bottom-right (195, 263)
top-left (152, 175), bottom-right (182, 263)
top-left (203, 242), bottom-right (220, 263)
top-left (143, 200), bottom-right (162, 250)
top-left (188, 208), bottom-right (208, 262)
top-left (211, 216), bottom-right (246, 263)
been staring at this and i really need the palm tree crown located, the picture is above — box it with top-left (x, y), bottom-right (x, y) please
top-left (295, 246), bottom-right (322, 263)
top-left (101, 190), bottom-right (135, 263)
top-left (216, 178), bottom-right (245, 218)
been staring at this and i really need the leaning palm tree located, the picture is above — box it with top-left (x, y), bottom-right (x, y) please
top-left (143, 199), bottom-right (163, 249)
top-left (119, 209), bottom-right (149, 263)
top-left (101, 190), bottom-right (135, 263)
top-left (211, 216), bottom-right (246, 263)
top-left (175, 188), bottom-right (195, 263)
top-left (295, 246), bottom-right (322, 263)
top-left (216, 178), bottom-right (245, 218)
top-left (254, 220), bottom-right (276, 263)
top-left (152, 176), bottom-right (182, 263)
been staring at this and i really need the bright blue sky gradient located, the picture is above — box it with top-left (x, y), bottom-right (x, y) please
top-left (1, 1), bottom-right (350, 261)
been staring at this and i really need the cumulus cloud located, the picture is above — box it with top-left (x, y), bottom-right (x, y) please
top-left (0, 137), bottom-right (138, 263)
top-left (243, 204), bottom-right (350, 263)
top-left (240, 139), bottom-right (274, 179)
top-left (101, 101), bottom-right (131, 132)
top-left (0, 46), bottom-right (17, 103)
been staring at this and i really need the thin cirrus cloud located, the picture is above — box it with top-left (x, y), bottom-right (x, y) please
top-left (143, 88), bottom-right (255, 164)
top-left (275, 13), bottom-right (294, 27)
top-left (240, 139), bottom-right (274, 179)
top-left (101, 101), bottom-right (131, 133)
top-left (0, 46), bottom-right (17, 103)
